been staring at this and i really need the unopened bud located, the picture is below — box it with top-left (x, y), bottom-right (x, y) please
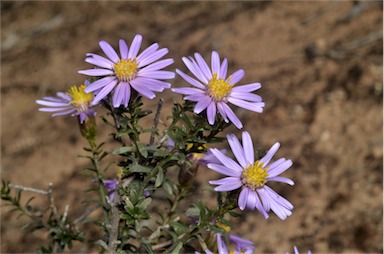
top-left (79, 115), bottom-right (97, 146)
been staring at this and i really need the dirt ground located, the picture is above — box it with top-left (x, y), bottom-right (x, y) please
top-left (1, 1), bottom-right (383, 253)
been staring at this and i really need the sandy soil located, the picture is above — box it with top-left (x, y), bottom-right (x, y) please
top-left (1, 1), bottom-right (383, 253)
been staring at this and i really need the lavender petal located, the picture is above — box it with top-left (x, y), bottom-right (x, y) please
top-left (176, 69), bottom-right (206, 90)
top-left (227, 133), bottom-right (248, 168)
top-left (119, 39), bottom-right (129, 59)
top-left (128, 34), bottom-right (142, 59)
top-left (78, 68), bottom-right (114, 77)
top-left (99, 40), bottom-right (120, 63)
top-left (207, 163), bottom-right (241, 177)
top-left (228, 69), bottom-right (245, 84)
top-left (260, 142), bottom-right (280, 166)
top-left (206, 101), bottom-right (217, 125)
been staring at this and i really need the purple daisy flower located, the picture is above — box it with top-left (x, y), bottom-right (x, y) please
top-left (104, 178), bottom-right (118, 203)
top-left (36, 80), bottom-right (96, 124)
top-left (208, 131), bottom-right (294, 220)
top-left (78, 34), bottom-right (175, 107)
top-left (172, 51), bottom-right (264, 129)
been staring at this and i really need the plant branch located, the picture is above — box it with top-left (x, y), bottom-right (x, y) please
top-left (150, 98), bottom-right (164, 145)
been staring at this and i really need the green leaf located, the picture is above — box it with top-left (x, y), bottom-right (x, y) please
top-left (137, 197), bottom-right (152, 210)
top-left (124, 197), bottom-right (134, 210)
top-left (155, 168), bottom-right (164, 188)
top-left (153, 150), bottom-right (170, 157)
top-left (170, 221), bottom-right (188, 235)
top-left (113, 146), bottom-right (136, 155)
top-left (129, 163), bottom-right (152, 173)
top-left (171, 242), bottom-right (183, 254)
top-left (185, 207), bottom-right (199, 218)
top-left (137, 143), bottom-right (148, 158)
top-left (162, 180), bottom-right (174, 196)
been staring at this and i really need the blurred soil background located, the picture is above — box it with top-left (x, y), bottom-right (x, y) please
top-left (1, 1), bottom-right (383, 253)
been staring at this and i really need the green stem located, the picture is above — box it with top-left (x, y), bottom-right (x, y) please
top-left (88, 141), bottom-right (109, 224)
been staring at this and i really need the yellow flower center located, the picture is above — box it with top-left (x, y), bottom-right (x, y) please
top-left (67, 85), bottom-right (93, 111)
top-left (241, 161), bottom-right (269, 190)
top-left (207, 73), bottom-right (233, 101)
top-left (114, 58), bottom-right (138, 82)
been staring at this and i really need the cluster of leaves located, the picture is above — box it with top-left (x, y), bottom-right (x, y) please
top-left (1, 181), bottom-right (84, 253)
top-left (1, 92), bottom-right (256, 253)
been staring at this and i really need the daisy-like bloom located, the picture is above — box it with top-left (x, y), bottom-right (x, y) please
top-left (208, 131), bottom-right (294, 220)
top-left (78, 34), bottom-right (175, 107)
top-left (172, 51), bottom-right (264, 129)
top-left (36, 81), bottom-right (96, 124)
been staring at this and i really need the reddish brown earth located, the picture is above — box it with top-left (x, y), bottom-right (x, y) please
top-left (1, 1), bottom-right (383, 253)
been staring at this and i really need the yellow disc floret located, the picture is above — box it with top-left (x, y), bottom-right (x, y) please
top-left (207, 73), bottom-right (233, 101)
top-left (241, 161), bottom-right (269, 190)
top-left (114, 58), bottom-right (138, 82)
top-left (67, 85), bottom-right (93, 109)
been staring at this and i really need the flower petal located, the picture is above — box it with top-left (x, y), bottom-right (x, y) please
top-left (207, 101), bottom-right (217, 125)
top-left (219, 58), bottom-right (228, 79)
top-left (140, 58), bottom-right (174, 72)
top-left (138, 47), bottom-right (168, 67)
top-left (232, 83), bottom-right (261, 93)
top-left (228, 97), bottom-right (264, 113)
top-left (84, 76), bottom-right (117, 93)
top-left (130, 79), bottom-right (156, 99)
top-left (267, 159), bottom-right (293, 177)
top-left (220, 103), bottom-right (243, 129)
top-left (138, 70), bottom-right (175, 80)
top-left (217, 102), bottom-right (229, 123)
top-left (182, 56), bottom-right (208, 84)
top-left (207, 163), bottom-right (242, 177)
top-left (194, 96), bottom-right (212, 114)
top-left (238, 187), bottom-right (250, 210)
top-left (38, 107), bottom-right (71, 112)
top-left (260, 142), bottom-right (280, 166)
top-left (256, 188), bottom-right (271, 212)
top-left (119, 39), bottom-right (129, 59)
top-left (194, 52), bottom-right (213, 80)
top-left (267, 176), bottom-right (294, 186)
top-left (183, 94), bottom-right (207, 102)
top-left (211, 177), bottom-right (243, 192)
top-left (56, 92), bottom-right (72, 101)
top-left (36, 100), bottom-right (69, 107)
top-left (242, 131), bottom-right (254, 164)
top-left (211, 51), bottom-right (220, 75)
top-left (171, 87), bottom-right (205, 95)
top-left (228, 69), bottom-right (245, 84)
top-left (133, 77), bottom-right (171, 91)
top-left (227, 133), bottom-right (248, 168)
top-left (112, 82), bottom-right (130, 107)
top-left (92, 82), bottom-right (116, 105)
top-left (230, 91), bottom-right (263, 102)
top-left (128, 34), bottom-right (142, 59)
top-left (99, 40), bottom-right (120, 63)
top-left (209, 148), bottom-right (243, 174)
top-left (176, 69), bottom-right (206, 90)
top-left (85, 54), bottom-right (114, 69)
top-left (137, 43), bottom-right (158, 63)
top-left (78, 68), bottom-right (114, 77)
